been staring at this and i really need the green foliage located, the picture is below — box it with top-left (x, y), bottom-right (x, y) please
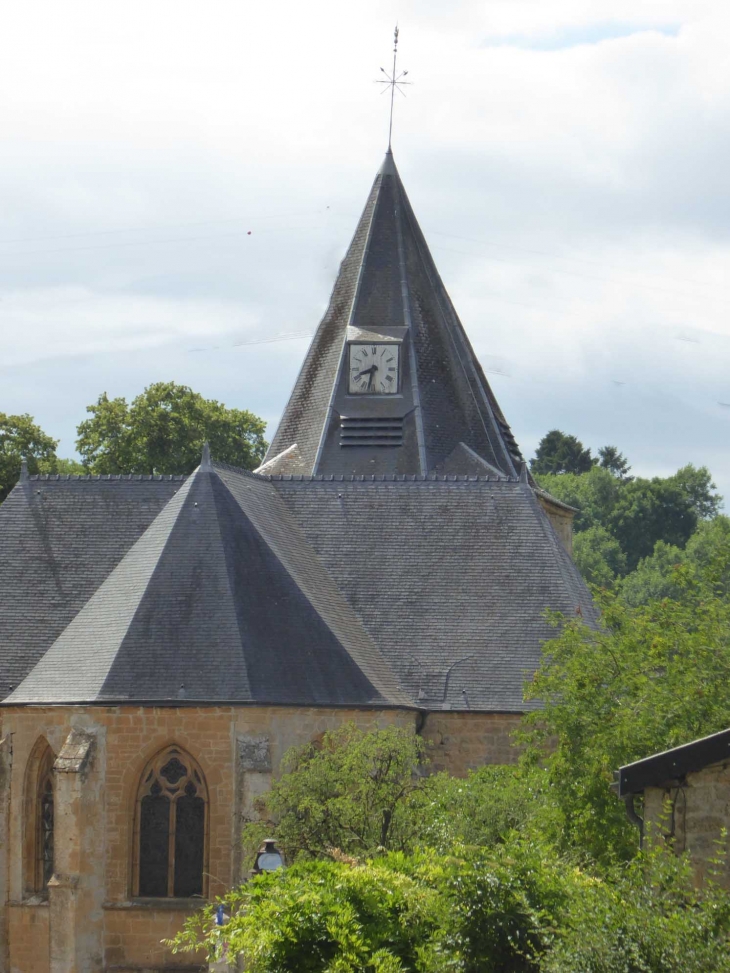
top-left (531, 430), bottom-right (595, 475)
top-left (543, 846), bottom-right (730, 973)
top-left (245, 724), bottom-right (428, 863)
top-left (172, 853), bottom-right (446, 972)
top-left (171, 840), bottom-right (730, 973)
top-left (171, 841), bottom-right (577, 973)
top-left (415, 765), bottom-right (553, 854)
top-left (573, 526), bottom-right (627, 588)
top-left (537, 461), bottom-right (721, 576)
top-left (55, 457), bottom-right (86, 475)
top-left (618, 516), bottom-right (730, 607)
top-left (618, 541), bottom-right (686, 607)
top-left (521, 548), bottom-right (730, 863)
top-left (536, 467), bottom-right (620, 533)
top-left (0, 412), bottom-right (58, 502)
top-left (597, 445), bottom-right (631, 480)
top-left (76, 381), bottom-right (267, 474)
top-left (609, 475), bottom-right (699, 570)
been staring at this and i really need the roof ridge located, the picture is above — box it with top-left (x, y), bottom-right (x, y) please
top-left (27, 473), bottom-right (187, 482)
top-left (209, 459), bottom-right (268, 479)
top-left (265, 473), bottom-right (519, 483)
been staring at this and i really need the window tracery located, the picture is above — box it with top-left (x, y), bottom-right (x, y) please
top-left (133, 746), bottom-right (208, 898)
top-left (37, 758), bottom-right (54, 890)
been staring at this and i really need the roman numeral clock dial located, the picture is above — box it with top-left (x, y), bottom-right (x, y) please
top-left (348, 344), bottom-right (400, 394)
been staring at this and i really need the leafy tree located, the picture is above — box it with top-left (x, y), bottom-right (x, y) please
top-left (171, 841), bottom-right (578, 973)
top-left (608, 476), bottom-right (698, 571)
top-left (538, 461), bottom-right (721, 575)
top-left (170, 840), bottom-right (730, 973)
top-left (619, 516), bottom-right (730, 607)
top-left (55, 457), bottom-right (86, 475)
top-left (245, 724), bottom-right (427, 863)
top-left (520, 544), bottom-right (730, 863)
top-left (416, 764), bottom-right (554, 854)
top-left (617, 541), bottom-right (685, 607)
top-left (76, 381), bottom-right (267, 475)
top-left (572, 526), bottom-right (627, 588)
top-left (531, 430), bottom-right (595, 476)
top-left (670, 464), bottom-right (721, 520)
top-left (597, 445), bottom-right (631, 480)
top-left (0, 412), bottom-right (58, 502)
top-left (536, 467), bottom-right (620, 534)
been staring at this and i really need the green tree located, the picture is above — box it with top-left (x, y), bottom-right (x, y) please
top-left (597, 445), bottom-right (631, 480)
top-left (618, 516), bottom-right (730, 608)
top-left (608, 476), bottom-right (698, 571)
top-left (170, 839), bottom-right (730, 973)
top-left (171, 841), bottom-right (579, 973)
top-left (521, 543), bottom-right (730, 863)
top-left (543, 846), bottom-right (730, 973)
top-left (538, 461), bottom-right (722, 576)
top-left (617, 540), bottom-right (685, 607)
top-left (245, 724), bottom-right (427, 863)
top-left (536, 467), bottom-right (620, 533)
top-left (531, 430), bottom-right (595, 476)
top-left (55, 457), bottom-right (86, 475)
top-left (670, 463), bottom-right (722, 520)
top-left (0, 412), bottom-right (58, 502)
top-left (76, 381), bottom-right (267, 475)
top-left (572, 526), bottom-right (627, 588)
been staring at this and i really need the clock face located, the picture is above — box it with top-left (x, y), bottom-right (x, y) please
top-left (348, 344), bottom-right (400, 394)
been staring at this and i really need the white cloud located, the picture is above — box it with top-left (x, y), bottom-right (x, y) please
top-left (0, 0), bottom-right (728, 498)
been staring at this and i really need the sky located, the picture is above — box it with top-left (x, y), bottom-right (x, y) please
top-left (1, 0), bottom-right (729, 499)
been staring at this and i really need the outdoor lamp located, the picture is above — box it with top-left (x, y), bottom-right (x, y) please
top-left (253, 839), bottom-right (285, 874)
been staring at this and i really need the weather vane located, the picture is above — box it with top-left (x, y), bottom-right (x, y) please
top-left (376, 26), bottom-right (412, 150)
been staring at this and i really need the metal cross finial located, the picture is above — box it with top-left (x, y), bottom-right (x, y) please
top-left (376, 26), bottom-right (411, 150)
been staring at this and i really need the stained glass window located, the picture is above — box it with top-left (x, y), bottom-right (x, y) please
top-left (135, 747), bottom-right (207, 898)
top-left (38, 764), bottom-right (54, 889)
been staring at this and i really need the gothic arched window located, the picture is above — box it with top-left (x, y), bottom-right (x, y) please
top-left (36, 747), bottom-right (54, 890)
top-left (133, 746), bottom-right (208, 898)
top-left (23, 739), bottom-right (55, 895)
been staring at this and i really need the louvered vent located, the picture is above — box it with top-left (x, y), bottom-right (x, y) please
top-left (340, 416), bottom-right (404, 447)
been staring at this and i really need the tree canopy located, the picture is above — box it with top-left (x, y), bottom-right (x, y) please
top-left (0, 412), bottom-right (59, 502)
top-left (242, 724), bottom-right (427, 864)
top-left (76, 381), bottom-right (267, 474)
top-left (520, 547), bottom-right (730, 862)
top-left (530, 430), bottom-right (595, 475)
top-left (535, 436), bottom-right (722, 581)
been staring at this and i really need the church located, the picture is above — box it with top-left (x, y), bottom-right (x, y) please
top-left (0, 149), bottom-right (593, 972)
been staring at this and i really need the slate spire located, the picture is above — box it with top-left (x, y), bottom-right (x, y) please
top-left (264, 151), bottom-right (525, 478)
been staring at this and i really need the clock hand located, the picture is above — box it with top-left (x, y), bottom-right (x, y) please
top-left (355, 365), bottom-right (376, 379)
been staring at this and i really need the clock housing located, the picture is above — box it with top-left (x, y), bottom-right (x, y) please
top-left (348, 343), bottom-right (400, 394)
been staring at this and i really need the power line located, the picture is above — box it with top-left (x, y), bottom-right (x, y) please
top-left (2, 212), bottom-right (730, 307)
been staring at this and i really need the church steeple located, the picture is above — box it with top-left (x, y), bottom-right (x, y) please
top-left (263, 152), bottom-right (525, 478)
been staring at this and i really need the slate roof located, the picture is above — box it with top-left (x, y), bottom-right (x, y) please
top-left (1, 461), bottom-right (595, 710)
top-left (271, 473), bottom-right (595, 712)
top-left (5, 461), bottom-right (406, 707)
top-left (265, 151), bottom-right (524, 478)
top-left (0, 473), bottom-right (181, 699)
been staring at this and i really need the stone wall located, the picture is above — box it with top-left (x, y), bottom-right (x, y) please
top-left (0, 703), bottom-right (522, 971)
top-left (643, 758), bottom-right (730, 887)
top-left (421, 712), bottom-right (522, 775)
top-left (536, 494), bottom-right (573, 556)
